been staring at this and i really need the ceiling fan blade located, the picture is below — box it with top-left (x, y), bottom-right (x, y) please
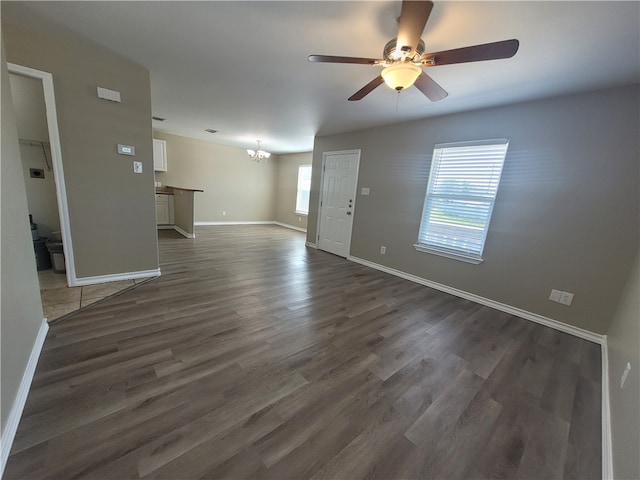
top-left (422, 39), bottom-right (519, 66)
top-left (396, 0), bottom-right (434, 57)
top-left (348, 75), bottom-right (385, 101)
top-left (308, 55), bottom-right (381, 65)
top-left (414, 71), bottom-right (448, 102)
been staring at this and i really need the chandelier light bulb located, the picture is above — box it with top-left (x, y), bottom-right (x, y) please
top-left (247, 140), bottom-right (271, 162)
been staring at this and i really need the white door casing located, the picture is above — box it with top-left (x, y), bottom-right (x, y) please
top-left (8, 63), bottom-right (77, 286)
top-left (317, 150), bottom-right (360, 257)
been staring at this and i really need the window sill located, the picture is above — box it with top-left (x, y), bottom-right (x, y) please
top-left (413, 244), bottom-right (484, 264)
top-left (294, 211), bottom-right (308, 216)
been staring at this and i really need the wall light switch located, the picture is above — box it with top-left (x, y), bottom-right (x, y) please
top-left (133, 161), bottom-right (143, 173)
top-left (361, 187), bottom-right (370, 196)
top-left (549, 289), bottom-right (562, 302)
top-left (558, 291), bottom-right (574, 306)
top-left (118, 144), bottom-right (135, 156)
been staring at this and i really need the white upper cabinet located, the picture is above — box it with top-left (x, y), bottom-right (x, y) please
top-left (153, 139), bottom-right (167, 171)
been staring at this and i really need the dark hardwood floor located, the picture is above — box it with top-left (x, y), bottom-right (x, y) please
top-left (4, 225), bottom-right (602, 479)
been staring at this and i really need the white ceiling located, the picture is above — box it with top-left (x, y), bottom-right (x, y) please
top-left (5, 1), bottom-right (640, 154)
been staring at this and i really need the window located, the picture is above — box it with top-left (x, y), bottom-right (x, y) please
top-left (295, 165), bottom-right (312, 215)
top-left (415, 139), bottom-right (509, 264)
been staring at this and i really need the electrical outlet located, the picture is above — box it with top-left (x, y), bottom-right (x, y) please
top-left (298, 217), bottom-right (302, 222)
top-left (222, 211), bottom-right (226, 216)
top-left (549, 289), bottom-right (562, 302)
top-left (380, 246), bottom-right (386, 254)
top-left (133, 161), bottom-right (143, 173)
top-left (621, 362), bottom-right (631, 388)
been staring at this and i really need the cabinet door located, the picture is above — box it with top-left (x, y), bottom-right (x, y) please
top-left (153, 139), bottom-right (167, 171)
top-left (156, 196), bottom-right (170, 224)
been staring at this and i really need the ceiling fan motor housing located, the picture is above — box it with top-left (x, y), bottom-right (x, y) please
top-left (384, 38), bottom-right (425, 62)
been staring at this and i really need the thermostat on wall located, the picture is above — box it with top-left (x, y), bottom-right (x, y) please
top-left (117, 144), bottom-right (135, 156)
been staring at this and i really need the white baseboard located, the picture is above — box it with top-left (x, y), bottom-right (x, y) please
top-left (601, 338), bottom-right (613, 479)
top-left (157, 224), bottom-right (174, 230)
top-left (174, 226), bottom-right (195, 239)
top-left (305, 242), bottom-right (317, 249)
top-left (347, 255), bottom-right (605, 345)
top-left (1, 319), bottom-right (48, 477)
top-left (274, 222), bottom-right (307, 233)
top-left (195, 221), bottom-right (276, 226)
top-left (73, 268), bottom-right (161, 287)
top-left (195, 220), bottom-right (307, 234)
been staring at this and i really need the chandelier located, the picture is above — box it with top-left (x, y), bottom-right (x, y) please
top-left (247, 140), bottom-right (271, 162)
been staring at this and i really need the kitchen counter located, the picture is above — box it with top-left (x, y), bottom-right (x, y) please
top-left (155, 186), bottom-right (203, 238)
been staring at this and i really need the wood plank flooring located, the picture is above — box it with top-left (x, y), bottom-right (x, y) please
top-left (4, 225), bottom-right (602, 479)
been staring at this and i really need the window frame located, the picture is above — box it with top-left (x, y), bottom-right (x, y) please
top-left (295, 164), bottom-right (312, 216)
top-left (414, 138), bottom-right (509, 264)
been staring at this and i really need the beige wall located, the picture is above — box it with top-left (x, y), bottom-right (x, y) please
top-left (275, 152), bottom-right (312, 230)
top-left (607, 250), bottom-right (639, 480)
top-left (9, 73), bottom-right (48, 141)
top-left (172, 189), bottom-right (196, 236)
top-left (1, 36), bottom-right (45, 440)
top-left (308, 85), bottom-right (639, 334)
top-left (153, 132), bottom-right (276, 223)
top-left (2, 10), bottom-right (158, 279)
top-left (19, 144), bottom-right (60, 240)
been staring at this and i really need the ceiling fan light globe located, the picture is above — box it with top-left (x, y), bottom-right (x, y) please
top-left (381, 62), bottom-right (422, 91)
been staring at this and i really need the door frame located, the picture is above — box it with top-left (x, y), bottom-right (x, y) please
top-left (8, 62), bottom-right (77, 286)
top-left (315, 149), bottom-right (361, 257)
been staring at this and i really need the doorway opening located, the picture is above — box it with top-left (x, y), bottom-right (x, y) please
top-left (8, 64), bottom-right (78, 320)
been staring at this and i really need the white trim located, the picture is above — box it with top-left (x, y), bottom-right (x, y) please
top-left (414, 244), bottom-right (484, 264)
top-left (174, 225), bottom-right (195, 239)
top-left (193, 221), bottom-right (308, 233)
top-left (601, 338), bottom-right (613, 480)
top-left (74, 268), bottom-right (160, 287)
top-left (0, 319), bottom-right (48, 477)
top-left (347, 255), bottom-right (605, 344)
top-left (8, 63), bottom-right (77, 287)
top-left (305, 242), bottom-right (318, 249)
top-left (195, 221), bottom-right (276, 226)
top-left (274, 222), bottom-right (307, 233)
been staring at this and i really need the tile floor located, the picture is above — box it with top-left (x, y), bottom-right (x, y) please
top-left (37, 269), bottom-right (146, 322)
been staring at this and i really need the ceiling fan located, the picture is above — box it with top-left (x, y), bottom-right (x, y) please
top-left (308, 0), bottom-right (519, 102)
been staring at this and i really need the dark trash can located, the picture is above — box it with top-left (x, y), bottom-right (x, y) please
top-left (33, 237), bottom-right (52, 271)
top-left (46, 238), bottom-right (65, 274)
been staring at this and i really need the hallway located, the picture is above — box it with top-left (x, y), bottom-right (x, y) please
top-left (38, 269), bottom-right (146, 322)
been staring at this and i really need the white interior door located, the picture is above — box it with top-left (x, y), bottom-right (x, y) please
top-left (317, 150), bottom-right (360, 257)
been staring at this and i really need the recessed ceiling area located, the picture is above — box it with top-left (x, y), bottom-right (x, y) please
top-left (3, 1), bottom-right (639, 154)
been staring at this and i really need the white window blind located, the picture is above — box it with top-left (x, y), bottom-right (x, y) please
top-left (295, 165), bottom-right (312, 215)
top-left (416, 139), bottom-right (509, 263)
